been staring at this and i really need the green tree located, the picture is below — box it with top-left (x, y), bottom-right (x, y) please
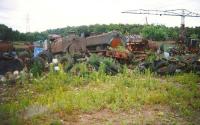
top-left (142, 25), bottom-right (168, 41)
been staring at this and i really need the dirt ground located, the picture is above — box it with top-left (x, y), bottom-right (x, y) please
top-left (43, 105), bottom-right (198, 125)
top-left (1, 72), bottom-right (200, 125)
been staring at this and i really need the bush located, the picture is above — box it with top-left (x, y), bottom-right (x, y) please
top-left (88, 54), bottom-right (121, 75)
top-left (30, 57), bottom-right (44, 77)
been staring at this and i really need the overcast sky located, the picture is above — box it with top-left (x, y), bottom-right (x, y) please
top-left (0, 0), bottom-right (200, 32)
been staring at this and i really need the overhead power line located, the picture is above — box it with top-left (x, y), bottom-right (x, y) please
top-left (122, 9), bottom-right (200, 43)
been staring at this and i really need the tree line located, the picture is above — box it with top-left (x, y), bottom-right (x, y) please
top-left (0, 24), bottom-right (200, 42)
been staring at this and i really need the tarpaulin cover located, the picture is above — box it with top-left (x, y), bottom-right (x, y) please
top-left (34, 47), bottom-right (43, 57)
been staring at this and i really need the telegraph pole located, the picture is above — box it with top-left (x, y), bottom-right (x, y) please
top-left (145, 16), bottom-right (148, 25)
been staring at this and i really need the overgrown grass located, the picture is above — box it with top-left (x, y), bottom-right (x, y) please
top-left (0, 64), bottom-right (199, 124)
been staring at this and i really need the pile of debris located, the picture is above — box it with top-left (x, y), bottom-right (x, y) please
top-left (139, 54), bottom-right (200, 75)
top-left (1, 31), bottom-right (200, 84)
top-left (0, 41), bottom-right (24, 76)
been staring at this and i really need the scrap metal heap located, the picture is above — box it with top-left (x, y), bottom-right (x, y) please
top-left (125, 35), bottom-right (159, 66)
top-left (139, 54), bottom-right (200, 75)
top-left (49, 33), bottom-right (87, 55)
top-left (0, 40), bottom-right (37, 82)
top-left (126, 35), bottom-right (150, 62)
top-left (126, 35), bottom-right (148, 52)
top-left (85, 31), bottom-right (133, 63)
top-left (169, 38), bottom-right (200, 56)
top-left (1, 30), bottom-right (200, 84)
top-left (86, 31), bottom-right (126, 51)
top-left (0, 42), bottom-right (23, 76)
top-left (29, 31), bottom-right (153, 74)
top-left (139, 38), bottom-right (200, 75)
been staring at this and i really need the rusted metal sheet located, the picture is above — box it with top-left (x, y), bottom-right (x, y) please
top-left (126, 35), bottom-right (159, 52)
top-left (86, 31), bottom-right (126, 51)
top-left (50, 37), bottom-right (63, 53)
top-left (0, 41), bottom-right (14, 52)
top-left (50, 35), bottom-right (87, 55)
top-left (126, 39), bottom-right (148, 52)
top-left (105, 51), bottom-right (129, 59)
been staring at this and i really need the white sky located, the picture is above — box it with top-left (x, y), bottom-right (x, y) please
top-left (0, 0), bottom-right (200, 32)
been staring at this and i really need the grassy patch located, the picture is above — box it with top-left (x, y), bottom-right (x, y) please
top-left (0, 65), bottom-right (199, 124)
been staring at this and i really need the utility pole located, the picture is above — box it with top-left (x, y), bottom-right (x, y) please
top-left (122, 9), bottom-right (200, 43)
top-left (145, 16), bottom-right (148, 25)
